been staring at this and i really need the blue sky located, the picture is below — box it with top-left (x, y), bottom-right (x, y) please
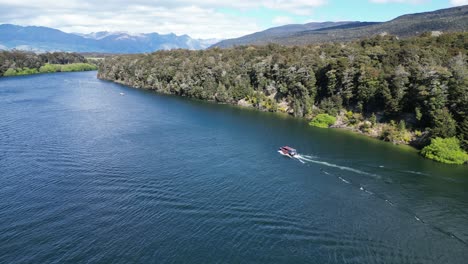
top-left (220, 0), bottom-right (462, 29)
top-left (0, 0), bottom-right (466, 39)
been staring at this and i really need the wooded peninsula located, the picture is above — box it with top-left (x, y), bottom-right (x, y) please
top-left (103, 33), bottom-right (467, 164)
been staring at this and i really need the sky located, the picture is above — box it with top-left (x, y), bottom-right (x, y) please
top-left (0, 0), bottom-right (466, 39)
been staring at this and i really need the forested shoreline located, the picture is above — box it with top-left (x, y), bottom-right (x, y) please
top-left (98, 33), bottom-right (468, 164)
top-left (0, 51), bottom-right (97, 77)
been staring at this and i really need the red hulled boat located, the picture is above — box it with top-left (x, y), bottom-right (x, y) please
top-left (278, 146), bottom-right (297, 158)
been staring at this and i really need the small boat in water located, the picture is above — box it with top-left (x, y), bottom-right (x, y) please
top-left (278, 146), bottom-right (297, 158)
top-left (120, 92), bottom-right (125, 96)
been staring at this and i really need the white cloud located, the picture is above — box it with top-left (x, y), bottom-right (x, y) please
top-left (0, 0), bottom-right (328, 39)
top-left (272, 16), bottom-right (294, 25)
top-left (369, 0), bottom-right (426, 3)
top-left (450, 0), bottom-right (468, 6)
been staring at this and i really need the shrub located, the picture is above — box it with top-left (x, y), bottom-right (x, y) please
top-left (359, 121), bottom-right (373, 133)
top-left (369, 114), bottom-right (377, 126)
top-left (60, 63), bottom-right (97, 72)
top-left (16, 68), bottom-right (39, 75)
top-left (415, 107), bottom-right (422, 121)
top-left (4, 67), bottom-right (39, 76)
top-left (260, 98), bottom-right (277, 112)
top-left (3, 68), bottom-right (17, 76)
top-left (398, 120), bottom-right (406, 131)
top-left (309, 114), bottom-right (337, 128)
top-left (39, 63), bottom-right (62, 73)
top-left (381, 125), bottom-right (397, 142)
top-left (421, 137), bottom-right (468, 165)
top-left (347, 112), bottom-right (363, 125)
top-left (341, 115), bottom-right (349, 125)
top-left (381, 122), bottom-right (412, 144)
top-left (278, 106), bottom-right (288, 113)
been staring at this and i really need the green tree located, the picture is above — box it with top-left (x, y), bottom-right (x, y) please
top-left (383, 65), bottom-right (409, 115)
top-left (215, 83), bottom-right (229, 103)
top-left (356, 66), bottom-right (380, 111)
top-left (431, 108), bottom-right (457, 138)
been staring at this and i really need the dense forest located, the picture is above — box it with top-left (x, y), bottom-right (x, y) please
top-left (98, 33), bottom-right (468, 164)
top-left (0, 51), bottom-right (97, 77)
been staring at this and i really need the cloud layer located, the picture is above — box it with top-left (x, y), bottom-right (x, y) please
top-left (0, 0), bottom-right (464, 39)
top-left (450, 0), bottom-right (468, 5)
top-left (0, 0), bottom-right (328, 39)
top-left (369, 0), bottom-right (426, 3)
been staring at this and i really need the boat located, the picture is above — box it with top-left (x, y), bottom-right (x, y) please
top-left (278, 146), bottom-right (297, 158)
top-left (120, 92), bottom-right (125, 96)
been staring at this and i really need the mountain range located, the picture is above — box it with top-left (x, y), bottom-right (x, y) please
top-left (0, 24), bottom-right (219, 53)
top-left (213, 5), bottom-right (468, 48)
top-left (1, 5), bottom-right (467, 53)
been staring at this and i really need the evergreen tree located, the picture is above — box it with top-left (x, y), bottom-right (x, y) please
top-left (431, 108), bottom-right (457, 138)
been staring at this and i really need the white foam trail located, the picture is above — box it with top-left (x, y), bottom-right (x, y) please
top-left (300, 154), bottom-right (317, 159)
top-left (296, 155), bottom-right (379, 178)
top-left (403, 170), bottom-right (430, 176)
top-left (338, 177), bottom-right (350, 184)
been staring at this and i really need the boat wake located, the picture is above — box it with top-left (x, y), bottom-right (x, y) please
top-left (294, 154), bottom-right (380, 179)
top-left (292, 153), bottom-right (468, 247)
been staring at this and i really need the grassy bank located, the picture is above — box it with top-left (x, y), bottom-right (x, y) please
top-left (3, 63), bottom-right (97, 77)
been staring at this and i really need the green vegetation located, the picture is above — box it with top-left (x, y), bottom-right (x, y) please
top-left (309, 114), bottom-right (337, 128)
top-left (421, 137), bottom-right (468, 165)
top-left (3, 63), bottom-right (97, 76)
top-left (4, 67), bottom-right (39, 76)
top-left (97, 32), bottom-right (467, 164)
top-left (1, 51), bottom-right (97, 77)
top-left (39, 63), bottom-right (63, 73)
top-left (41, 63), bottom-right (97, 73)
top-left (381, 121), bottom-right (413, 144)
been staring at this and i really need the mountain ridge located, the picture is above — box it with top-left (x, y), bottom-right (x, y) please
top-left (0, 24), bottom-right (218, 53)
top-left (213, 5), bottom-right (468, 48)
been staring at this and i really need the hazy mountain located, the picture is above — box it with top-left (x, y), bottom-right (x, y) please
top-left (213, 5), bottom-right (468, 47)
top-left (212, 21), bottom-right (359, 48)
top-left (0, 24), bottom-right (216, 53)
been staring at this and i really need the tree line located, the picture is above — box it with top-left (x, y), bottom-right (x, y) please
top-left (0, 51), bottom-right (96, 77)
top-left (98, 33), bottom-right (468, 154)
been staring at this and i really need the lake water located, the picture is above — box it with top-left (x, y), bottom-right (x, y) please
top-left (1, 71), bottom-right (467, 263)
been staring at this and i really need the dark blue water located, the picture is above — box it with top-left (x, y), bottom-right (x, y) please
top-left (1, 71), bottom-right (467, 263)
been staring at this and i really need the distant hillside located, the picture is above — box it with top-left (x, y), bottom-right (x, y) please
top-left (0, 24), bottom-right (217, 53)
top-left (213, 5), bottom-right (468, 47)
top-left (213, 22), bottom-right (357, 47)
